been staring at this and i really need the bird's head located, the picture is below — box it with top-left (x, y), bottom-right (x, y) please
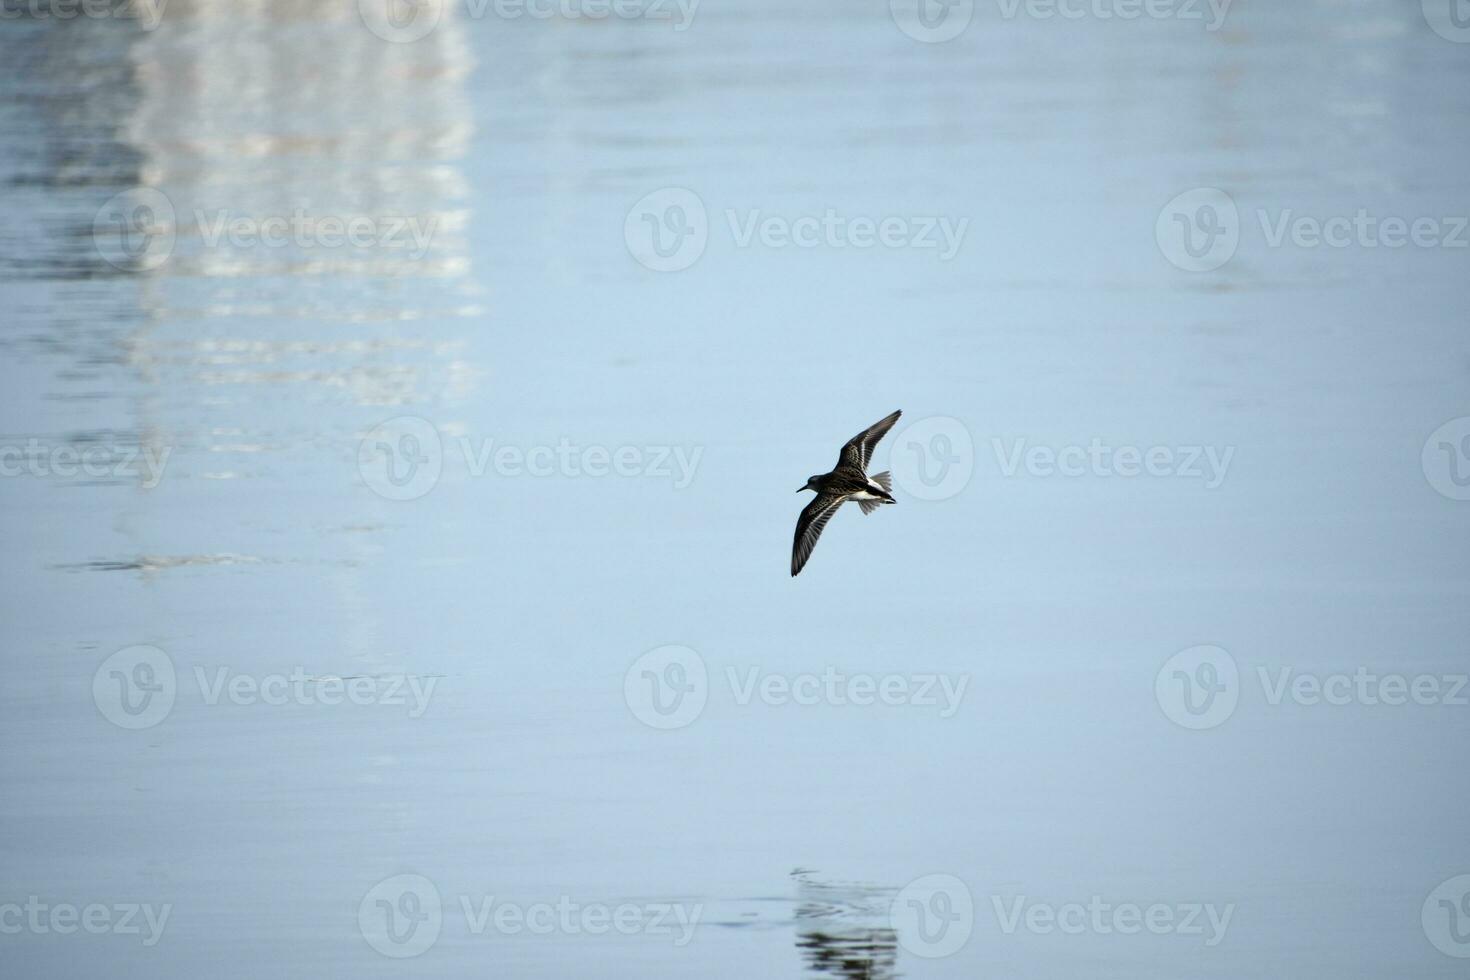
top-left (797, 475), bottom-right (821, 493)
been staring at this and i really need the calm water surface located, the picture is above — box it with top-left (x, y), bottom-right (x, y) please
top-left (2, 1), bottom-right (1468, 977)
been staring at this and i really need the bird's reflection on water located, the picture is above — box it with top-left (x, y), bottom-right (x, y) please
top-left (790, 872), bottom-right (900, 980)
top-left (796, 928), bottom-right (899, 980)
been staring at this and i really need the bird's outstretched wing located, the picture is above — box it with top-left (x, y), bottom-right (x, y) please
top-left (837, 409), bottom-right (902, 473)
top-left (791, 493), bottom-right (848, 576)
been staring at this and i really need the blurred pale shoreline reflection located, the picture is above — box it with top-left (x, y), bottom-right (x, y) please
top-left (17, 0), bottom-right (482, 504)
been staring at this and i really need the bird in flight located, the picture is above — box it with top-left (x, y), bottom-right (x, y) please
top-left (791, 410), bottom-right (902, 577)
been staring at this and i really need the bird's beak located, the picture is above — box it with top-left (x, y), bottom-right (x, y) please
top-left (796, 486), bottom-right (805, 493)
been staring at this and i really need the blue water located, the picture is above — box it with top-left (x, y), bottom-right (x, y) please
top-left (1, 1), bottom-right (1468, 977)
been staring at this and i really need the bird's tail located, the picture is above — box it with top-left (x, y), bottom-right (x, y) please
top-left (858, 472), bottom-right (896, 514)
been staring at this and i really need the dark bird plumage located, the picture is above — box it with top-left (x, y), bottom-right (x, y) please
top-left (791, 410), bottom-right (901, 576)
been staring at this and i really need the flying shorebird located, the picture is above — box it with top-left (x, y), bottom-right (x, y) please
top-left (791, 410), bottom-right (902, 577)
